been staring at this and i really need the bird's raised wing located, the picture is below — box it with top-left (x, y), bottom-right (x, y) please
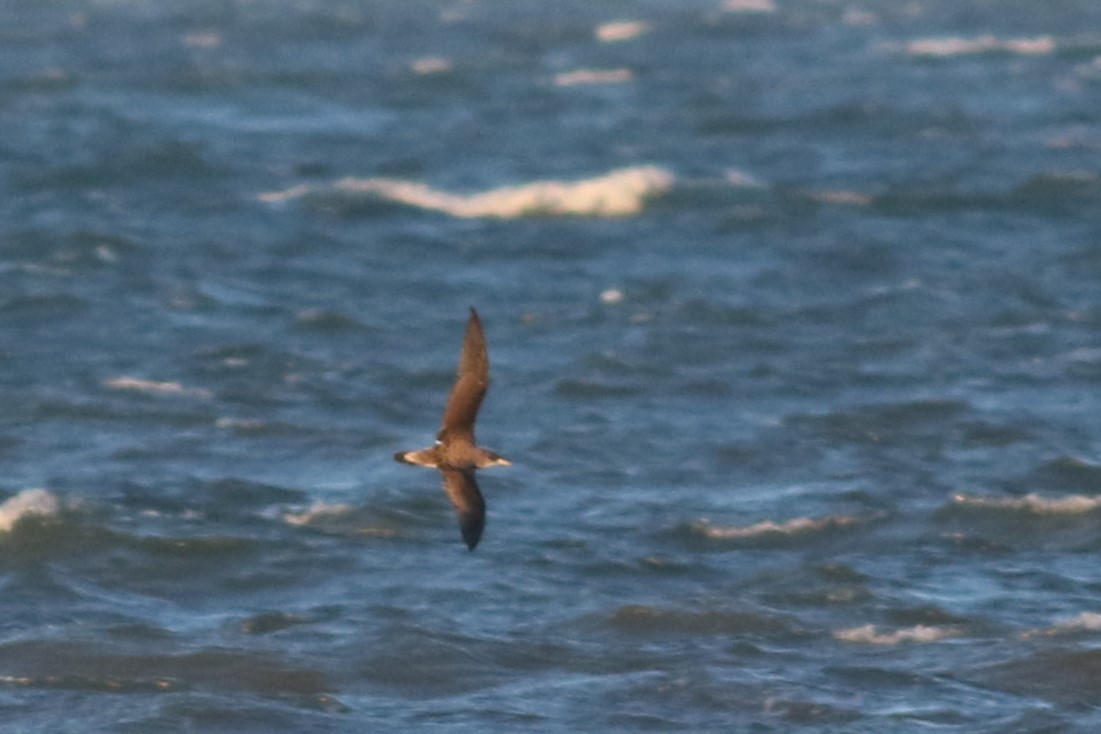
top-left (439, 308), bottom-right (489, 441)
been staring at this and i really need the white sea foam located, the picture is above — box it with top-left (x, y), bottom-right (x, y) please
top-left (599, 288), bottom-right (625, 304)
top-left (283, 501), bottom-right (353, 526)
top-left (724, 168), bottom-right (767, 188)
top-left (554, 68), bottom-right (633, 87)
top-left (697, 515), bottom-right (859, 539)
top-left (1055, 611), bottom-right (1101, 632)
top-left (1022, 611), bottom-right (1101, 639)
top-left (284, 501), bottom-right (398, 538)
top-left (0, 488), bottom-right (61, 532)
top-left (808, 189), bottom-right (873, 206)
top-left (104, 376), bottom-right (212, 398)
top-left (411, 57), bottom-right (452, 75)
top-left (595, 20), bottom-right (649, 43)
top-left (903, 35), bottom-right (1055, 58)
top-left (951, 492), bottom-right (1101, 514)
top-left (260, 166), bottom-right (675, 218)
top-left (182, 31), bottom-right (222, 49)
top-left (722, 0), bottom-right (777, 13)
top-left (835, 624), bottom-right (962, 645)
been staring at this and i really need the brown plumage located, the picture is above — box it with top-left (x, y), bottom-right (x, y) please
top-left (394, 308), bottom-right (510, 550)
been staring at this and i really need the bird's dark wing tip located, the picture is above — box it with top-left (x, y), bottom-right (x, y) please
top-left (467, 307), bottom-right (483, 333)
top-left (458, 510), bottom-right (484, 550)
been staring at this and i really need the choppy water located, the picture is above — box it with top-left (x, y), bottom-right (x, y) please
top-left (2, 0), bottom-right (1101, 731)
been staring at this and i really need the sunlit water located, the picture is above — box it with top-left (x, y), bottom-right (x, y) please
top-left (2, 1), bottom-right (1101, 731)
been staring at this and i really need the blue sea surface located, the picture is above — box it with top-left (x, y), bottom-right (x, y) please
top-left (2, 0), bottom-right (1101, 731)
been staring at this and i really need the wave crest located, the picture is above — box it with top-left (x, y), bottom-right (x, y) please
top-left (104, 376), bottom-right (211, 399)
top-left (834, 624), bottom-right (962, 645)
top-left (260, 165), bottom-right (674, 218)
top-left (0, 488), bottom-right (61, 532)
top-left (1022, 611), bottom-right (1101, 639)
top-left (902, 35), bottom-right (1055, 58)
top-left (694, 514), bottom-right (861, 540)
top-left (950, 493), bottom-right (1101, 515)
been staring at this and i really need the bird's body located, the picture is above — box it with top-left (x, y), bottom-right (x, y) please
top-left (394, 308), bottom-right (509, 549)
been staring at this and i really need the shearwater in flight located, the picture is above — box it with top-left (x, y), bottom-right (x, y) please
top-left (394, 308), bottom-right (510, 550)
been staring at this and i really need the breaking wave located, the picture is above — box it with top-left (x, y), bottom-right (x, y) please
top-left (103, 376), bottom-right (212, 399)
top-left (283, 501), bottom-right (354, 527)
top-left (554, 69), bottom-right (633, 87)
top-left (693, 514), bottom-right (862, 540)
top-left (1022, 612), bottom-right (1101, 639)
top-left (722, 0), bottom-right (777, 12)
top-left (950, 493), bottom-right (1101, 515)
top-left (259, 165), bottom-right (675, 218)
top-left (901, 35), bottom-right (1055, 58)
top-left (0, 488), bottom-right (61, 532)
top-left (595, 20), bottom-right (649, 43)
top-left (834, 624), bottom-right (963, 645)
top-left (283, 501), bottom-right (398, 538)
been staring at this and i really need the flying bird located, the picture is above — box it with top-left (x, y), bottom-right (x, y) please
top-left (394, 308), bottom-right (510, 549)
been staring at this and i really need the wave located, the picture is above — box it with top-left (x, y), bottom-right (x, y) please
top-left (283, 501), bottom-right (354, 527)
top-left (834, 624), bottom-right (962, 645)
top-left (283, 501), bottom-right (398, 538)
top-left (214, 417), bottom-right (312, 437)
top-left (807, 189), bottom-right (874, 206)
top-left (1021, 455), bottom-right (1101, 493)
top-left (608, 604), bottom-right (795, 636)
top-left (554, 69), bottom-right (633, 87)
top-left (976, 648), bottom-right (1101, 706)
top-left (0, 488), bottom-right (61, 532)
top-left (722, 0), bottom-right (777, 12)
top-left (901, 35), bottom-right (1055, 58)
top-left (0, 640), bottom-right (333, 698)
top-left (410, 57), bottom-right (452, 75)
top-left (693, 514), bottom-right (862, 540)
top-left (259, 165), bottom-right (675, 218)
top-left (103, 376), bottom-right (211, 399)
top-left (950, 492), bottom-right (1101, 515)
top-left (1022, 611), bottom-right (1101, 639)
top-left (595, 21), bottom-right (649, 43)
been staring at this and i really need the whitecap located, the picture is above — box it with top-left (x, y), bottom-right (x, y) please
top-left (902, 35), bottom-right (1055, 58)
top-left (411, 57), bottom-right (452, 75)
top-left (283, 501), bottom-right (353, 526)
top-left (0, 488), bottom-right (61, 532)
top-left (724, 168), bottom-right (767, 188)
top-left (599, 288), bottom-right (625, 305)
top-left (283, 501), bottom-right (398, 538)
top-left (950, 492), bottom-right (1101, 514)
top-left (834, 624), bottom-right (962, 645)
top-left (554, 68), bottom-right (633, 87)
top-left (1050, 611), bottom-right (1101, 632)
top-left (696, 514), bottom-right (860, 539)
top-left (808, 190), bottom-right (873, 206)
top-left (722, 0), bottom-right (777, 13)
top-left (260, 165), bottom-right (675, 219)
top-left (595, 20), bottom-right (649, 43)
top-left (104, 376), bottom-right (212, 398)
top-left (1021, 611), bottom-right (1101, 639)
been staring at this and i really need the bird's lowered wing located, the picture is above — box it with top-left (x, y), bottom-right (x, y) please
top-left (441, 468), bottom-right (486, 550)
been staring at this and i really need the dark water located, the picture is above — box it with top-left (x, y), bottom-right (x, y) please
top-left (2, 0), bottom-right (1101, 731)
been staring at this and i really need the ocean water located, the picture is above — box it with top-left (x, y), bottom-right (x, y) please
top-left (2, 0), bottom-right (1101, 731)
